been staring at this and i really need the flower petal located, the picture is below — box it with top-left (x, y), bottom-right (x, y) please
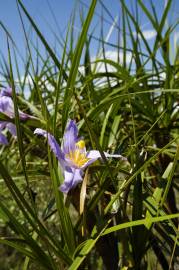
top-left (0, 87), bottom-right (12, 97)
top-left (87, 150), bottom-right (126, 160)
top-left (0, 132), bottom-right (8, 145)
top-left (62, 120), bottom-right (78, 154)
top-left (0, 94), bottom-right (30, 120)
top-left (60, 167), bottom-right (83, 193)
top-left (6, 123), bottom-right (17, 136)
top-left (0, 96), bottom-right (14, 118)
top-left (34, 128), bottom-right (65, 165)
top-left (0, 121), bottom-right (7, 131)
top-left (81, 150), bottom-right (127, 169)
top-left (0, 122), bottom-right (18, 144)
top-left (18, 111), bottom-right (30, 120)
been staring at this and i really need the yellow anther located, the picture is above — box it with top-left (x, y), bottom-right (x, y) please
top-left (66, 148), bottom-right (89, 167)
top-left (76, 140), bottom-right (85, 149)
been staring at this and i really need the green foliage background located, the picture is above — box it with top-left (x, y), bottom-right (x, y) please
top-left (0, 0), bottom-right (179, 269)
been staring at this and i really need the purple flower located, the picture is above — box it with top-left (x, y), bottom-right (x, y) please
top-left (0, 121), bottom-right (17, 145)
top-left (34, 120), bottom-right (126, 193)
top-left (0, 87), bottom-right (30, 145)
top-left (0, 87), bottom-right (13, 97)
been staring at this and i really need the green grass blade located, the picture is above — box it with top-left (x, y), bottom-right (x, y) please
top-left (62, 0), bottom-right (97, 132)
top-left (102, 213), bottom-right (179, 236)
top-left (0, 201), bottom-right (56, 270)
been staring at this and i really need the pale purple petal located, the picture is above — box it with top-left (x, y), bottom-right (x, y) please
top-left (81, 150), bottom-right (127, 169)
top-left (0, 96), bottom-right (14, 118)
top-left (34, 128), bottom-right (65, 166)
top-left (0, 94), bottom-right (30, 120)
top-left (18, 110), bottom-right (30, 120)
top-left (0, 121), bottom-right (7, 131)
top-left (60, 168), bottom-right (83, 193)
top-left (87, 150), bottom-right (126, 160)
top-left (0, 121), bottom-right (17, 144)
top-left (62, 120), bottom-right (78, 154)
top-left (6, 123), bottom-right (17, 136)
top-left (0, 87), bottom-right (12, 97)
top-left (0, 132), bottom-right (8, 145)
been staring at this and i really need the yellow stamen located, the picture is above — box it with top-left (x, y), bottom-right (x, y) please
top-left (76, 140), bottom-right (85, 149)
top-left (66, 149), bottom-right (89, 167)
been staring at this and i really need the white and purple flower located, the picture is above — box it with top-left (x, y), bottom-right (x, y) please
top-left (34, 120), bottom-right (126, 193)
top-left (0, 87), bottom-right (30, 145)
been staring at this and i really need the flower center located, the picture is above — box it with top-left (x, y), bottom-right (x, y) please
top-left (66, 140), bottom-right (90, 167)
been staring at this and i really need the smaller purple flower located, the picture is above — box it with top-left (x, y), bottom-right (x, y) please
top-left (0, 87), bottom-right (30, 145)
top-left (0, 88), bottom-right (29, 119)
top-left (0, 121), bottom-right (17, 145)
top-left (0, 87), bottom-right (13, 97)
top-left (34, 120), bottom-right (126, 193)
